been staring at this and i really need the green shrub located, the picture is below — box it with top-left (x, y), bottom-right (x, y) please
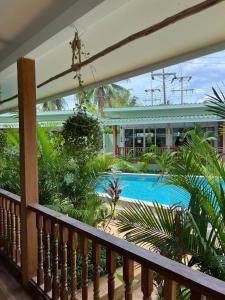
top-left (112, 159), bottom-right (139, 173)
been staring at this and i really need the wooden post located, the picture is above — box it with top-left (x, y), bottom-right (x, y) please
top-left (18, 57), bottom-right (38, 284)
top-left (113, 125), bottom-right (118, 156)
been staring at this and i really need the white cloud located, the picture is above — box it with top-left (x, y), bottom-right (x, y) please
top-left (116, 50), bottom-right (225, 105)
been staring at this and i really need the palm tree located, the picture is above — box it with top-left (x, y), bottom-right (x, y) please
top-left (86, 84), bottom-right (136, 115)
top-left (117, 129), bottom-right (225, 283)
top-left (40, 98), bottom-right (67, 111)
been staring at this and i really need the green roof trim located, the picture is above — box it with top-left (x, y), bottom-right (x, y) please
top-left (0, 110), bottom-right (102, 128)
top-left (101, 114), bottom-right (221, 126)
top-left (102, 104), bottom-right (223, 126)
top-left (0, 104), bottom-right (223, 128)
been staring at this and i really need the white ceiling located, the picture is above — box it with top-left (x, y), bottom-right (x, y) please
top-left (1, 0), bottom-right (225, 112)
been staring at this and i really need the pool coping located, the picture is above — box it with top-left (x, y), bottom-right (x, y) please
top-left (103, 171), bottom-right (169, 177)
top-left (98, 192), bottom-right (171, 209)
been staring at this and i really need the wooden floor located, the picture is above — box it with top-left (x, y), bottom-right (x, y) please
top-left (0, 262), bottom-right (33, 300)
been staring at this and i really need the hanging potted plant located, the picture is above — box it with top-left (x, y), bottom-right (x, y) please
top-left (62, 31), bottom-right (103, 159)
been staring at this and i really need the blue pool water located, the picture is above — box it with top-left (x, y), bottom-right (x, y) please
top-left (97, 174), bottom-right (190, 206)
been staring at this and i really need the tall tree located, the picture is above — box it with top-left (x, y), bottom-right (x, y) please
top-left (40, 98), bottom-right (67, 112)
top-left (86, 84), bottom-right (136, 115)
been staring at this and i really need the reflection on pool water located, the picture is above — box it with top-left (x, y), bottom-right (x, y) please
top-left (97, 173), bottom-right (190, 207)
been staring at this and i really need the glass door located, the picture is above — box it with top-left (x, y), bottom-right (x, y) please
top-left (145, 128), bottom-right (155, 149)
top-left (134, 129), bottom-right (144, 147)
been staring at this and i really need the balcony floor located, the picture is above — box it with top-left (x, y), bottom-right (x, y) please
top-left (0, 260), bottom-right (33, 300)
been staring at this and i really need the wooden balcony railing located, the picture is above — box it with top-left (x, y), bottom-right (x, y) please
top-left (1, 188), bottom-right (225, 299)
top-left (0, 189), bottom-right (21, 268)
top-left (116, 146), bottom-right (178, 157)
top-left (117, 146), bottom-right (223, 157)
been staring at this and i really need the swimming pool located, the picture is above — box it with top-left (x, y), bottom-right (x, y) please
top-left (97, 173), bottom-right (190, 206)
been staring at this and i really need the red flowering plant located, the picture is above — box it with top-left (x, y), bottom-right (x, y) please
top-left (103, 176), bottom-right (123, 229)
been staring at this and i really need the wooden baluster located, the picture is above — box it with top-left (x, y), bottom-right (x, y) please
top-left (81, 236), bottom-right (89, 300)
top-left (123, 258), bottom-right (134, 300)
top-left (92, 242), bottom-right (100, 300)
top-left (61, 226), bottom-right (68, 300)
top-left (70, 231), bottom-right (78, 300)
top-left (106, 249), bottom-right (116, 300)
top-left (190, 291), bottom-right (206, 300)
top-left (10, 202), bottom-right (16, 261)
top-left (52, 222), bottom-right (60, 300)
top-left (15, 204), bottom-right (21, 265)
top-left (44, 218), bottom-right (52, 293)
top-left (3, 197), bottom-right (7, 252)
top-left (7, 199), bottom-right (11, 255)
top-left (0, 196), bottom-right (4, 249)
top-left (36, 214), bottom-right (44, 287)
top-left (163, 279), bottom-right (176, 300)
top-left (141, 266), bottom-right (153, 300)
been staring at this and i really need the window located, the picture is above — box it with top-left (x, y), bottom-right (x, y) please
top-left (172, 128), bottom-right (184, 146)
top-left (125, 129), bottom-right (134, 147)
top-left (156, 128), bottom-right (166, 147)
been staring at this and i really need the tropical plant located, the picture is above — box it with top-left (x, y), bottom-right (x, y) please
top-left (0, 130), bottom-right (6, 151)
top-left (206, 87), bottom-right (225, 142)
top-left (112, 158), bottom-right (139, 173)
top-left (156, 149), bottom-right (177, 174)
top-left (206, 87), bottom-right (225, 119)
top-left (0, 127), bottom-right (65, 203)
top-left (103, 176), bottom-right (123, 229)
top-left (90, 152), bottom-right (115, 173)
top-left (0, 129), bottom-right (20, 194)
top-left (37, 127), bottom-right (66, 205)
top-left (141, 152), bottom-right (156, 173)
top-left (117, 128), bottom-right (225, 285)
top-left (0, 126), bottom-right (113, 226)
top-left (184, 124), bottom-right (216, 144)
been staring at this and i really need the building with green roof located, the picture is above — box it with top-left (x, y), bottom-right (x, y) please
top-left (102, 104), bottom-right (224, 156)
top-left (0, 104), bottom-right (224, 156)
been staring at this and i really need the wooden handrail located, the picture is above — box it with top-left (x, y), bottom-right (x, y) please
top-left (29, 203), bottom-right (225, 299)
top-left (0, 189), bottom-right (21, 203)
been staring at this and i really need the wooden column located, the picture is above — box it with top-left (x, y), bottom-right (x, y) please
top-left (18, 57), bottom-right (38, 284)
top-left (113, 125), bottom-right (118, 156)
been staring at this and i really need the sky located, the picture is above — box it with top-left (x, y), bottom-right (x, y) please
top-left (65, 49), bottom-right (225, 108)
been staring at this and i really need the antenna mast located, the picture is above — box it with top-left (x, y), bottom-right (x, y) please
top-left (151, 68), bottom-right (176, 104)
top-left (172, 75), bottom-right (193, 104)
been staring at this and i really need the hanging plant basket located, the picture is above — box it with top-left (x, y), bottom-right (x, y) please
top-left (62, 109), bottom-right (103, 157)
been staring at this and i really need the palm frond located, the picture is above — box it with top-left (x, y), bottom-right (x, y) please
top-left (206, 87), bottom-right (225, 119)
